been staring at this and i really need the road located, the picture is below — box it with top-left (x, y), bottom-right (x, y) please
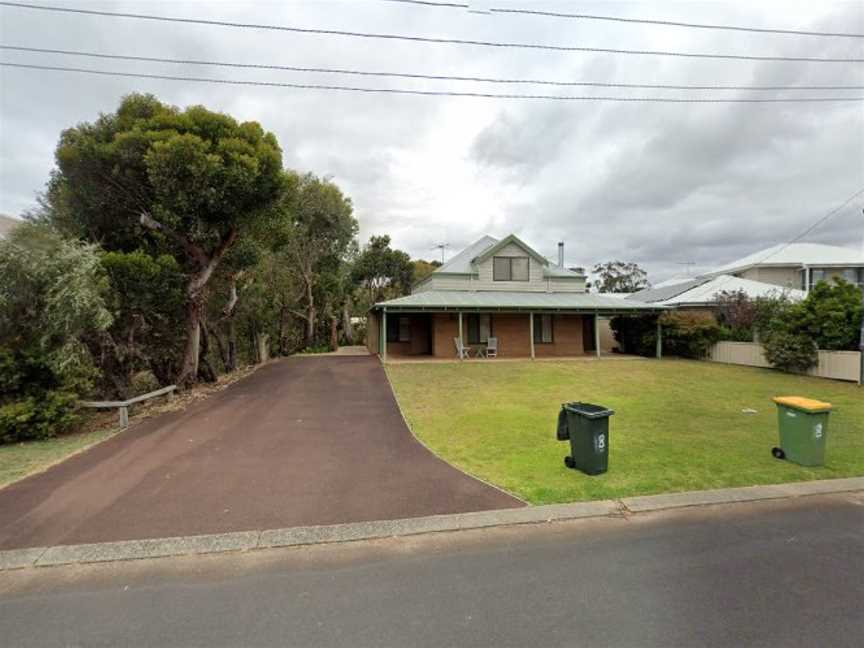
top-left (2, 492), bottom-right (863, 647)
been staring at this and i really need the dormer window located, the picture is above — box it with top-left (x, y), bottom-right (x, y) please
top-left (493, 256), bottom-right (530, 281)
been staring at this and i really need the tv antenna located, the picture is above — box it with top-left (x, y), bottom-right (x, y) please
top-left (432, 242), bottom-right (451, 264)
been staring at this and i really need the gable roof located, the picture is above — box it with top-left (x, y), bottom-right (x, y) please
top-left (473, 233), bottom-right (549, 266)
top-left (629, 274), bottom-right (805, 307)
top-left (708, 243), bottom-right (864, 276)
top-left (434, 235), bottom-right (498, 274)
top-left (426, 234), bottom-right (585, 280)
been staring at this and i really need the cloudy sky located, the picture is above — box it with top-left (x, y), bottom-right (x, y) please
top-left (1, 0), bottom-right (863, 281)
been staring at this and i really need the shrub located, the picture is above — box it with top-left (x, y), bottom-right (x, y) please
top-left (787, 279), bottom-right (863, 351)
top-left (609, 315), bottom-right (658, 357)
top-left (763, 331), bottom-right (818, 373)
top-left (611, 312), bottom-right (722, 359)
top-left (659, 312), bottom-right (722, 359)
top-left (0, 391), bottom-right (78, 444)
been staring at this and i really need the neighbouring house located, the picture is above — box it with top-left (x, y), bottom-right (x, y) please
top-left (704, 242), bottom-right (864, 293)
top-left (367, 234), bottom-right (665, 360)
top-left (0, 214), bottom-right (20, 240)
top-left (627, 274), bottom-right (806, 310)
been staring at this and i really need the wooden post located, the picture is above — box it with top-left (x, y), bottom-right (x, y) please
top-left (656, 319), bottom-right (663, 360)
top-left (458, 311), bottom-right (464, 361)
top-left (529, 312), bottom-right (535, 360)
top-left (594, 314), bottom-right (601, 359)
top-left (381, 309), bottom-right (387, 363)
top-left (119, 406), bottom-right (129, 428)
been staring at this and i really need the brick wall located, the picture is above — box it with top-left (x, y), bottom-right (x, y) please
top-left (536, 314), bottom-right (585, 357)
top-left (429, 312), bottom-right (587, 358)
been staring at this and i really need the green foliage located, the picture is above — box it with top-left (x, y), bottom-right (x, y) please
top-left (99, 250), bottom-right (185, 392)
top-left (0, 223), bottom-right (112, 392)
top-left (0, 391), bottom-right (78, 444)
top-left (749, 279), bottom-right (862, 374)
top-left (352, 235), bottom-right (414, 302)
top-left (715, 290), bottom-right (758, 341)
top-left (658, 312), bottom-right (723, 359)
top-left (611, 312), bottom-right (721, 359)
top-left (763, 331), bottom-right (819, 373)
top-left (786, 279), bottom-right (862, 351)
top-left (52, 93), bottom-right (285, 256)
top-left (591, 261), bottom-right (650, 293)
top-left (609, 315), bottom-right (658, 356)
top-left (0, 349), bottom-right (78, 444)
top-left (412, 259), bottom-right (441, 283)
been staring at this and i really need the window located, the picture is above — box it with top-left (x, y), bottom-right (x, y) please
top-left (466, 314), bottom-right (492, 345)
top-left (386, 316), bottom-right (411, 343)
top-left (533, 314), bottom-right (553, 344)
top-left (841, 268), bottom-right (860, 286)
top-left (811, 269), bottom-right (826, 286)
top-left (493, 256), bottom-right (530, 281)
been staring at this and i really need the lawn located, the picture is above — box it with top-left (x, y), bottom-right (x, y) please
top-left (0, 424), bottom-right (116, 490)
top-left (387, 359), bottom-right (864, 504)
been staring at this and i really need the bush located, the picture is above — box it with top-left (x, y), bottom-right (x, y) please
top-left (787, 279), bottom-right (862, 351)
top-left (659, 312), bottom-right (722, 359)
top-left (0, 348), bottom-right (82, 444)
top-left (763, 331), bottom-right (818, 373)
top-left (611, 312), bottom-right (722, 359)
top-left (609, 315), bottom-right (659, 357)
top-left (0, 391), bottom-right (78, 444)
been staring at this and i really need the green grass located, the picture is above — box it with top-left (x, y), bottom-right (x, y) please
top-left (0, 424), bottom-right (116, 490)
top-left (387, 359), bottom-right (864, 504)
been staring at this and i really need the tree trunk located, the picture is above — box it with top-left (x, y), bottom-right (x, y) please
top-left (330, 316), bottom-right (339, 351)
top-left (341, 300), bottom-right (354, 345)
top-left (178, 293), bottom-right (203, 388)
top-left (140, 214), bottom-right (237, 389)
top-left (197, 320), bottom-right (218, 383)
top-left (226, 319), bottom-right (237, 372)
top-left (305, 280), bottom-right (316, 348)
top-left (256, 332), bottom-right (270, 364)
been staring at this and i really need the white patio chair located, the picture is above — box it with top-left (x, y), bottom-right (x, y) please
top-left (454, 337), bottom-right (471, 359)
top-left (486, 337), bottom-right (498, 358)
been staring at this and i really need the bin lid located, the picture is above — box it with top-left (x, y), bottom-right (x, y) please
top-left (563, 402), bottom-right (615, 418)
top-left (772, 396), bottom-right (832, 413)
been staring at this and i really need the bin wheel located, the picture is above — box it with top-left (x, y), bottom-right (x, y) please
top-left (564, 456), bottom-right (575, 469)
top-left (772, 447), bottom-right (786, 460)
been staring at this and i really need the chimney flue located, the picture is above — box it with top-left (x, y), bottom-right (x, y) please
top-left (558, 241), bottom-right (564, 267)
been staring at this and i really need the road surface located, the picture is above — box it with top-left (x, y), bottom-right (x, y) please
top-left (0, 356), bottom-right (519, 550)
top-left (2, 492), bottom-right (862, 647)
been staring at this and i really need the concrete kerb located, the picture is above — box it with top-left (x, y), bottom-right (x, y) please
top-left (2, 477), bottom-right (863, 571)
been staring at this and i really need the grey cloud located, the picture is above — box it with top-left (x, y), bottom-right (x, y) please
top-left (1, 0), bottom-right (862, 284)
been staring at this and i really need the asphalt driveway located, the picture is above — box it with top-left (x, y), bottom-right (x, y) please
top-left (0, 357), bottom-right (521, 550)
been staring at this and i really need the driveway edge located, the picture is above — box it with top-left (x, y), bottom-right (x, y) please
top-left (3, 477), bottom-right (862, 571)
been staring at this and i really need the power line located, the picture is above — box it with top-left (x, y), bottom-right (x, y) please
top-left (706, 186), bottom-right (864, 294)
top-left (1, 2), bottom-right (862, 63)
top-left (383, 0), bottom-right (864, 39)
top-left (3, 62), bottom-right (863, 103)
top-left (4, 45), bottom-right (862, 91)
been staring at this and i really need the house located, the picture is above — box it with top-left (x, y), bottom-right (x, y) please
top-left (0, 214), bottom-right (20, 240)
top-left (367, 234), bottom-right (665, 360)
top-left (704, 242), bottom-right (864, 293)
top-left (627, 274), bottom-right (806, 310)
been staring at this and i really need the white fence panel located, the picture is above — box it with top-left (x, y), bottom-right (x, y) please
top-left (708, 341), bottom-right (861, 384)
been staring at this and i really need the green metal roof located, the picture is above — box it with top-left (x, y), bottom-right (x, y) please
top-left (374, 290), bottom-right (666, 312)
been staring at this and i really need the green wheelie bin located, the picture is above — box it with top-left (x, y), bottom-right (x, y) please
top-left (771, 396), bottom-right (832, 467)
top-left (557, 402), bottom-right (614, 475)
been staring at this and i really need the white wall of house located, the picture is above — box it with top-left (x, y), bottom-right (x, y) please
top-left (475, 242), bottom-right (548, 291)
top-left (737, 266), bottom-right (801, 289)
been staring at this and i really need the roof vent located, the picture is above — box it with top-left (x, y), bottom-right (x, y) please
top-left (558, 241), bottom-right (564, 267)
